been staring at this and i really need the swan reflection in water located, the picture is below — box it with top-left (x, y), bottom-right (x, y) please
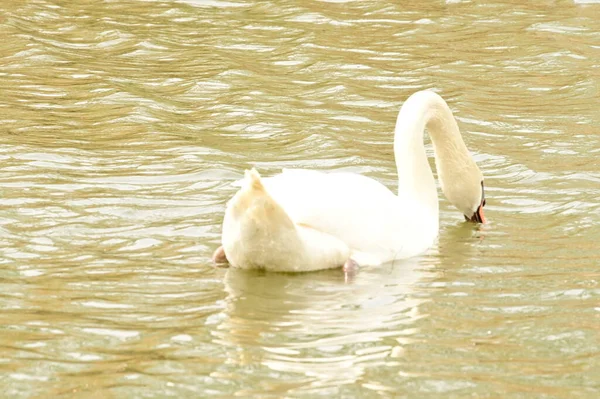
top-left (209, 222), bottom-right (483, 395)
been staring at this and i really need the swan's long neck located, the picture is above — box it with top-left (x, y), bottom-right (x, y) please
top-left (393, 91), bottom-right (473, 216)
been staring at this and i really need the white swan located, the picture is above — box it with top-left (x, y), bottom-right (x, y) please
top-left (213, 90), bottom-right (486, 272)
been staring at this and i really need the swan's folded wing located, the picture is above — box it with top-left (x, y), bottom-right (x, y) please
top-left (260, 169), bottom-right (423, 261)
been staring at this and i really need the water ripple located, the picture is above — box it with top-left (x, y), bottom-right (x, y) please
top-left (0, 0), bottom-right (599, 397)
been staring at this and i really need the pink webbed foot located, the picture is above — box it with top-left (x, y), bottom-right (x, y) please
top-left (343, 258), bottom-right (359, 282)
top-left (212, 246), bottom-right (229, 268)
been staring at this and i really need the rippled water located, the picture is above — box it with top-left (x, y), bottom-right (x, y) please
top-left (1, 0), bottom-right (599, 397)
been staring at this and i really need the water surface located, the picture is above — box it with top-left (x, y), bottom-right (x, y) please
top-left (1, 0), bottom-right (599, 397)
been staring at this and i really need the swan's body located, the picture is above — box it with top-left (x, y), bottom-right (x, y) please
top-left (215, 90), bottom-right (486, 272)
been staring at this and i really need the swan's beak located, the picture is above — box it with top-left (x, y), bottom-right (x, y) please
top-left (465, 205), bottom-right (486, 224)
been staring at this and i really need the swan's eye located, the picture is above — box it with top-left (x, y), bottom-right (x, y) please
top-left (480, 180), bottom-right (486, 208)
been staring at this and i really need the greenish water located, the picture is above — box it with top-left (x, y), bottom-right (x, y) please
top-left (0, 0), bottom-right (599, 397)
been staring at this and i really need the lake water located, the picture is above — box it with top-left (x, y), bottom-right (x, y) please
top-left (1, 0), bottom-right (599, 397)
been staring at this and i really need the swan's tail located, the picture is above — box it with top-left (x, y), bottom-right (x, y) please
top-left (228, 168), bottom-right (294, 229)
top-left (222, 169), bottom-right (298, 268)
top-left (222, 168), bottom-right (351, 271)
top-left (243, 168), bottom-right (267, 192)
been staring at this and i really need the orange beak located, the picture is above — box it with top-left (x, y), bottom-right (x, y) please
top-left (467, 205), bottom-right (486, 224)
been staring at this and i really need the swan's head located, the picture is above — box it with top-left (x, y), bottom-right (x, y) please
top-left (464, 181), bottom-right (486, 223)
top-left (438, 161), bottom-right (486, 224)
top-left (446, 178), bottom-right (486, 224)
